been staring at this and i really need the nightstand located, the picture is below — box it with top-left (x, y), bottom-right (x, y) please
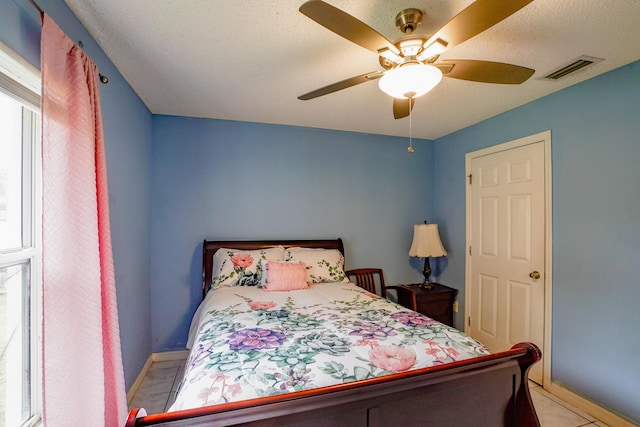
top-left (393, 283), bottom-right (458, 327)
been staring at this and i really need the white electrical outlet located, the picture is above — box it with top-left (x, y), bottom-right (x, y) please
top-left (452, 301), bottom-right (459, 313)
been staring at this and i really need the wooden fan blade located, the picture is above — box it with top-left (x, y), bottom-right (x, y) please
top-left (424, 0), bottom-right (533, 50)
top-left (393, 97), bottom-right (415, 119)
top-left (439, 60), bottom-right (534, 84)
top-left (298, 71), bottom-right (383, 100)
top-left (299, 0), bottom-right (398, 54)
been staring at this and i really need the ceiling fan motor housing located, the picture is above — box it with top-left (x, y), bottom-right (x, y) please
top-left (396, 8), bottom-right (423, 34)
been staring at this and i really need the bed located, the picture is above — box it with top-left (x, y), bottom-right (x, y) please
top-left (126, 238), bottom-right (541, 426)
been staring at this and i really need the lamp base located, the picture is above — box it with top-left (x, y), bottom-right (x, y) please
top-left (421, 257), bottom-right (432, 290)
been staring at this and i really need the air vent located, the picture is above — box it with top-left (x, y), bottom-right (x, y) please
top-left (542, 56), bottom-right (603, 80)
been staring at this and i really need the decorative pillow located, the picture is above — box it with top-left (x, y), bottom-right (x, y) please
top-left (259, 258), bottom-right (270, 287)
top-left (284, 247), bottom-right (348, 283)
top-left (212, 247), bottom-right (284, 289)
top-left (262, 261), bottom-right (309, 292)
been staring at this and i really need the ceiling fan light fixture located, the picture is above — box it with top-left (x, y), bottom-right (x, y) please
top-left (416, 38), bottom-right (448, 61)
top-left (378, 47), bottom-right (402, 64)
top-left (378, 62), bottom-right (443, 99)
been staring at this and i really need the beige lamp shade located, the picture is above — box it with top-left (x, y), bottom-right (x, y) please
top-left (409, 223), bottom-right (447, 258)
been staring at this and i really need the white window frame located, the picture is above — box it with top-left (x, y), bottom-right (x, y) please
top-left (0, 40), bottom-right (42, 427)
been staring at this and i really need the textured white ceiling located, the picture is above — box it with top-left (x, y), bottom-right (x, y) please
top-left (63, 0), bottom-right (640, 140)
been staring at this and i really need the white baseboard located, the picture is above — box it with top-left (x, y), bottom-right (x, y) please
top-left (151, 349), bottom-right (189, 362)
top-left (127, 355), bottom-right (153, 405)
top-left (548, 382), bottom-right (637, 427)
top-left (127, 350), bottom-right (190, 405)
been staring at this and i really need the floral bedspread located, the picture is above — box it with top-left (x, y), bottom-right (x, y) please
top-left (170, 282), bottom-right (489, 411)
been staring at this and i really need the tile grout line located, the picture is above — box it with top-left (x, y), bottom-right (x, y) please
top-left (532, 387), bottom-right (598, 423)
top-left (530, 388), bottom-right (602, 426)
top-left (163, 361), bottom-right (184, 411)
top-left (162, 364), bottom-right (178, 411)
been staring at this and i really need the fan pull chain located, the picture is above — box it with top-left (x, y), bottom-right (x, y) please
top-left (408, 98), bottom-right (415, 153)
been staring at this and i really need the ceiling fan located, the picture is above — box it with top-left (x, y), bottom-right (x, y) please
top-left (297, 0), bottom-right (536, 119)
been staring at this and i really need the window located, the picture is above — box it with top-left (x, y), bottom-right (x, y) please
top-left (0, 42), bottom-right (41, 427)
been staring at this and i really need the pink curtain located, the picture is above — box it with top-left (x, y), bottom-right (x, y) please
top-left (41, 14), bottom-right (127, 426)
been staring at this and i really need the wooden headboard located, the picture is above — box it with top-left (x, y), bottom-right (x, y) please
top-left (202, 238), bottom-right (345, 298)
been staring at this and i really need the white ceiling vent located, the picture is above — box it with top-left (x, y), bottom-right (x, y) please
top-left (542, 56), bottom-right (603, 80)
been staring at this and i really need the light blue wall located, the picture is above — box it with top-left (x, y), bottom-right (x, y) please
top-left (5, 0), bottom-right (639, 422)
top-left (150, 116), bottom-right (434, 350)
top-left (0, 0), bottom-right (153, 390)
top-left (434, 61), bottom-right (640, 423)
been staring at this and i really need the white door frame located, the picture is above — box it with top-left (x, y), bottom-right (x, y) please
top-left (464, 130), bottom-right (553, 388)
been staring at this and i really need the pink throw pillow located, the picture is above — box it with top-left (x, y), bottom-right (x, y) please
top-left (263, 261), bottom-right (309, 292)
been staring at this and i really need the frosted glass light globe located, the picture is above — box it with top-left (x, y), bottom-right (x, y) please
top-left (379, 62), bottom-right (443, 99)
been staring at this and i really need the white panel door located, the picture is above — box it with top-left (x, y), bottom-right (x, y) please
top-left (468, 140), bottom-right (546, 383)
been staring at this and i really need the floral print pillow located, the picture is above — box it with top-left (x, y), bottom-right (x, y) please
top-left (212, 247), bottom-right (284, 289)
top-left (284, 247), bottom-right (348, 283)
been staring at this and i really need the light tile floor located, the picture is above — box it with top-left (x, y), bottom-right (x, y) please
top-left (129, 358), bottom-right (610, 426)
top-left (128, 359), bottom-right (185, 415)
top-left (528, 383), bottom-right (610, 427)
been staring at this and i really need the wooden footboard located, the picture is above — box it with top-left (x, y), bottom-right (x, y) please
top-left (126, 342), bottom-right (541, 427)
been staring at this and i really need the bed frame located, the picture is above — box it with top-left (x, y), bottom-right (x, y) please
top-left (126, 238), bottom-right (541, 427)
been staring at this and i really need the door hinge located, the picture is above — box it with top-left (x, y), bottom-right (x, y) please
top-left (468, 174), bottom-right (472, 184)
top-left (468, 317), bottom-right (471, 327)
top-left (469, 246), bottom-right (472, 256)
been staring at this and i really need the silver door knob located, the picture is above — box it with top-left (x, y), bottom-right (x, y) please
top-left (529, 271), bottom-right (541, 279)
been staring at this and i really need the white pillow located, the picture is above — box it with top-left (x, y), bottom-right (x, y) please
top-left (284, 247), bottom-right (348, 283)
top-left (212, 247), bottom-right (284, 289)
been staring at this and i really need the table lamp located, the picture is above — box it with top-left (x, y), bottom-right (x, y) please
top-left (409, 222), bottom-right (447, 289)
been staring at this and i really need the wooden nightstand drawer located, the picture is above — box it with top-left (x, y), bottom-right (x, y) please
top-left (394, 283), bottom-right (458, 327)
top-left (417, 299), bottom-right (450, 322)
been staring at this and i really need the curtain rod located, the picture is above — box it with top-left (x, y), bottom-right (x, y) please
top-left (28, 0), bottom-right (109, 84)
